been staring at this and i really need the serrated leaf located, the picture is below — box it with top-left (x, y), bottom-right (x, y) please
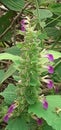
top-left (5, 117), bottom-right (28, 130)
top-left (0, 84), bottom-right (17, 104)
top-left (28, 95), bottom-right (61, 130)
top-left (25, 86), bottom-right (38, 104)
top-left (0, 0), bottom-right (25, 11)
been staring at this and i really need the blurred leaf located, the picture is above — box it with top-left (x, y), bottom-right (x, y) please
top-left (33, 9), bottom-right (53, 20)
top-left (49, 3), bottom-right (61, 15)
top-left (57, 22), bottom-right (61, 27)
top-left (0, 0), bottom-right (25, 11)
top-left (29, 95), bottom-right (61, 130)
top-left (0, 64), bottom-right (17, 84)
top-left (0, 70), bottom-right (4, 82)
top-left (5, 46), bottom-right (20, 56)
top-left (5, 117), bottom-right (28, 130)
top-left (38, 0), bottom-right (55, 5)
top-left (38, 32), bottom-right (48, 40)
top-left (42, 122), bottom-right (55, 130)
top-left (55, 61), bottom-right (61, 77)
top-left (0, 11), bottom-right (15, 41)
top-left (0, 53), bottom-right (21, 62)
top-left (0, 84), bottom-right (17, 104)
top-left (45, 27), bottom-right (61, 40)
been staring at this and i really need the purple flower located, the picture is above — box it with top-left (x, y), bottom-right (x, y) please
top-left (47, 79), bottom-right (54, 88)
top-left (37, 118), bottom-right (43, 125)
top-left (45, 54), bottom-right (54, 62)
top-left (8, 104), bottom-right (15, 114)
top-left (42, 78), bottom-right (54, 89)
top-left (42, 100), bottom-right (48, 109)
top-left (47, 65), bottom-right (54, 74)
top-left (21, 19), bottom-right (26, 31)
top-left (3, 114), bottom-right (9, 123)
top-left (3, 103), bottom-right (18, 122)
top-left (21, 25), bottom-right (26, 31)
top-left (43, 65), bottom-right (54, 74)
top-left (21, 19), bottom-right (25, 25)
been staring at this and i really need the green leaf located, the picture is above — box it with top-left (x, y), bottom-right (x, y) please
top-left (0, 84), bottom-right (17, 104)
top-left (0, 11), bottom-right (15, 41)
top-left (42, 122), bottom-right (55, 130)
top-left (55, 61), bottom-right (61, 77)
top-left (5, 117), bottom-right (28, 130)
top-left (53, 61), bottom-right (61, 82)
top-left (0, 52), bottom-right (22, 83)
top-left (0, 70), bottom-right (4, 82)
top-left (49, 3), bottom-right (61, 15)
top-left (45, 27), bottom-right (61, 40)
top-left (38, 32), bottom-right (48, 40)
top-left (38, 0), bottom-right (55, 5)
top-left (0, 0), bottom-right (25, 11)
top-left (25, 86), bottom-right (38, 104)
top-left (28, 95), bottom-right (61, 130)
top-left (33, 9), bottom-right (53, 20)
top-left (5, 46), bottom-right (20, 56)
top-left (0, 64), bottom-right (17, 84)
top-left (0, 53), bottom-right (21, 62)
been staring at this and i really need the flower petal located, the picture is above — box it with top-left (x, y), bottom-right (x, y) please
top-left (37, 118), bottom-right (43, 125)
top-left (42, 100), bottom-right (48, 109)
top-left (45, 54), bottom-right (54, 62)
top-left (47, 80), bottom-right (54, 88)
top-left (3, 114), bottom-right (9, 123)
top-left (47, 65), bottom-right (54, 74)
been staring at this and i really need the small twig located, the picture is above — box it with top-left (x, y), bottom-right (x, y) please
top-left (0, 2), bottom-right (31, 39)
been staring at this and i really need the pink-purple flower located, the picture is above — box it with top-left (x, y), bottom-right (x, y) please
top-left (47, 65), bottom-right (54, 74)
top-left (3, 103), bottom-right (17, 123)
top-left (8, 103), bottom-right (16, 113)
top-left (42, 99), bottom-right (48, 109)
top-left (47, 79), bottom-right (54, 88)
top-left (37, 118), bottom-right (43, 125)
top-left (21, 19), bottom-right (26, 31)
top-left (43, 65), bottom-right (54, 74)
top-left (42, 53), bottom-right (54, 73)
top-left (3, 114), bottom-right (9, 123)
top-left (21, 17), bottom-right (30, 31)
top-left (42, 78), bottom-right (54, 89)
top-left (45, 54), bottom-right (54, 62)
